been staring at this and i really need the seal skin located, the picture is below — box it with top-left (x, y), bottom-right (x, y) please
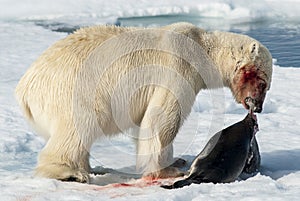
top-left (162, 113), bottom-right (258, 189)
top-left (242, 97), bottom-right (261, 174)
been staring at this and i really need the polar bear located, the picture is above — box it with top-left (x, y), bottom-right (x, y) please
top-left (15, 22), bottom-right (272, 182)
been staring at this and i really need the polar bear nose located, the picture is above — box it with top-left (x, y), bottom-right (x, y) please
top-left (253, 100), bottom-right (263, 113)
top-left (254, 105), bottom-right (262, 113)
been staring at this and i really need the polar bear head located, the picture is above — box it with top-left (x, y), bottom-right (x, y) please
top-left (230, 41), bottom-right (273, 113)
top-left (210, 31), bottom-right (273, 113)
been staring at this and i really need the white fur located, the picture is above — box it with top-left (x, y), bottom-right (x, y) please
top-left (15, 22), bottom-right (272, 182)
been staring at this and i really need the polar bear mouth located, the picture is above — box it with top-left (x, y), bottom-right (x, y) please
top-left (243, 97), bottom-right (262, 113)
top-left (244, 97), bottom-right (256, 112)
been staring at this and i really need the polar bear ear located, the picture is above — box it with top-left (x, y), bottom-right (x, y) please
top-left (249, 41), bottom-right (259, 59)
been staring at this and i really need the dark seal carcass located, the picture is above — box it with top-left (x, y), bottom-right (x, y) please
top-left (162, 98), bottom-right (259, 189)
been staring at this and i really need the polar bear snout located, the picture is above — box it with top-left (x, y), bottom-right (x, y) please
top-left (244, 97), bottom-right (263, 113)
top-left (245, 83), bottom-right (266, 113)
top-left (241, 91), bottom-right (265, 113)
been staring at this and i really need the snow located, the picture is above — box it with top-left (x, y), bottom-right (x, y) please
top-left (1, 0), bottom-right (300, 200)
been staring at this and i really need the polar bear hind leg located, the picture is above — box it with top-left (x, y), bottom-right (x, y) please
top-left (35, 120), bottom-right (92, 183)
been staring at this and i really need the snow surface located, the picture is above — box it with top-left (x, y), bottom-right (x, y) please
top-left (1, 0), bottom-right (300, 200)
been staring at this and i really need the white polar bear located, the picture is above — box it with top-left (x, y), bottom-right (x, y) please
top-left (15, 22), bottom-right (272, 182)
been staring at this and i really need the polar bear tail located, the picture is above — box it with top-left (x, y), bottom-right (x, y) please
top-left (19, 98), bottom-right (33, 121)
top-left (15, 82), bottom-right (33, 122)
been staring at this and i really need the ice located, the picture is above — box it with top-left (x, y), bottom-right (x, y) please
top-left (1, 0), bottom-right (300, 25)
top-left (1, 0), bottom-right (300, 200)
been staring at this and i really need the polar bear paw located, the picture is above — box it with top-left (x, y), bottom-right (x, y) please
top-left (35, 164), bottom-right (90, 183)
top-left (145, 166), bottom-right (185, 180)
top-left (60, 169), bottom-right (90, 183)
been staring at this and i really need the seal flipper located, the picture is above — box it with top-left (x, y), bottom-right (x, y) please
top-left (161, 179), bottom-right (194, 189)
top-left (161, 171), bottom-right (206, 189)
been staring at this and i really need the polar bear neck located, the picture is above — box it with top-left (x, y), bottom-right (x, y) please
top-left (200, 31), bottom-right (260, 89)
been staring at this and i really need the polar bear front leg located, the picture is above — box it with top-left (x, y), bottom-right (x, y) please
top-left (35, 124), bottom-right (91, 183)
top-left (136, 94), bottom-right (184, 179)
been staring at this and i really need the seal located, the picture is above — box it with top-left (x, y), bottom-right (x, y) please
top-left (242, 97), bottom-right (261, 175)
top-left (161, 98), bottom-right (259, 189)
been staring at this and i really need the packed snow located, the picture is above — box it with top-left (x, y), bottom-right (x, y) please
top-left (0, 0), bottom-right (300, 200)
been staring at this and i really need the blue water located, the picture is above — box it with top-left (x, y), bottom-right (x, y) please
top-left (237, 23), bottom-right (300, 68)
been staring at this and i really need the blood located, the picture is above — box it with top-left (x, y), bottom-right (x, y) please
top-left (243, 71), bottom-right (257, 82)
top-left (112, 183), bottom-right (134, 187)
top-left (90, 177), bottom-right (176, 192)
top-left (108, 177), bottom-right (172, 189)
